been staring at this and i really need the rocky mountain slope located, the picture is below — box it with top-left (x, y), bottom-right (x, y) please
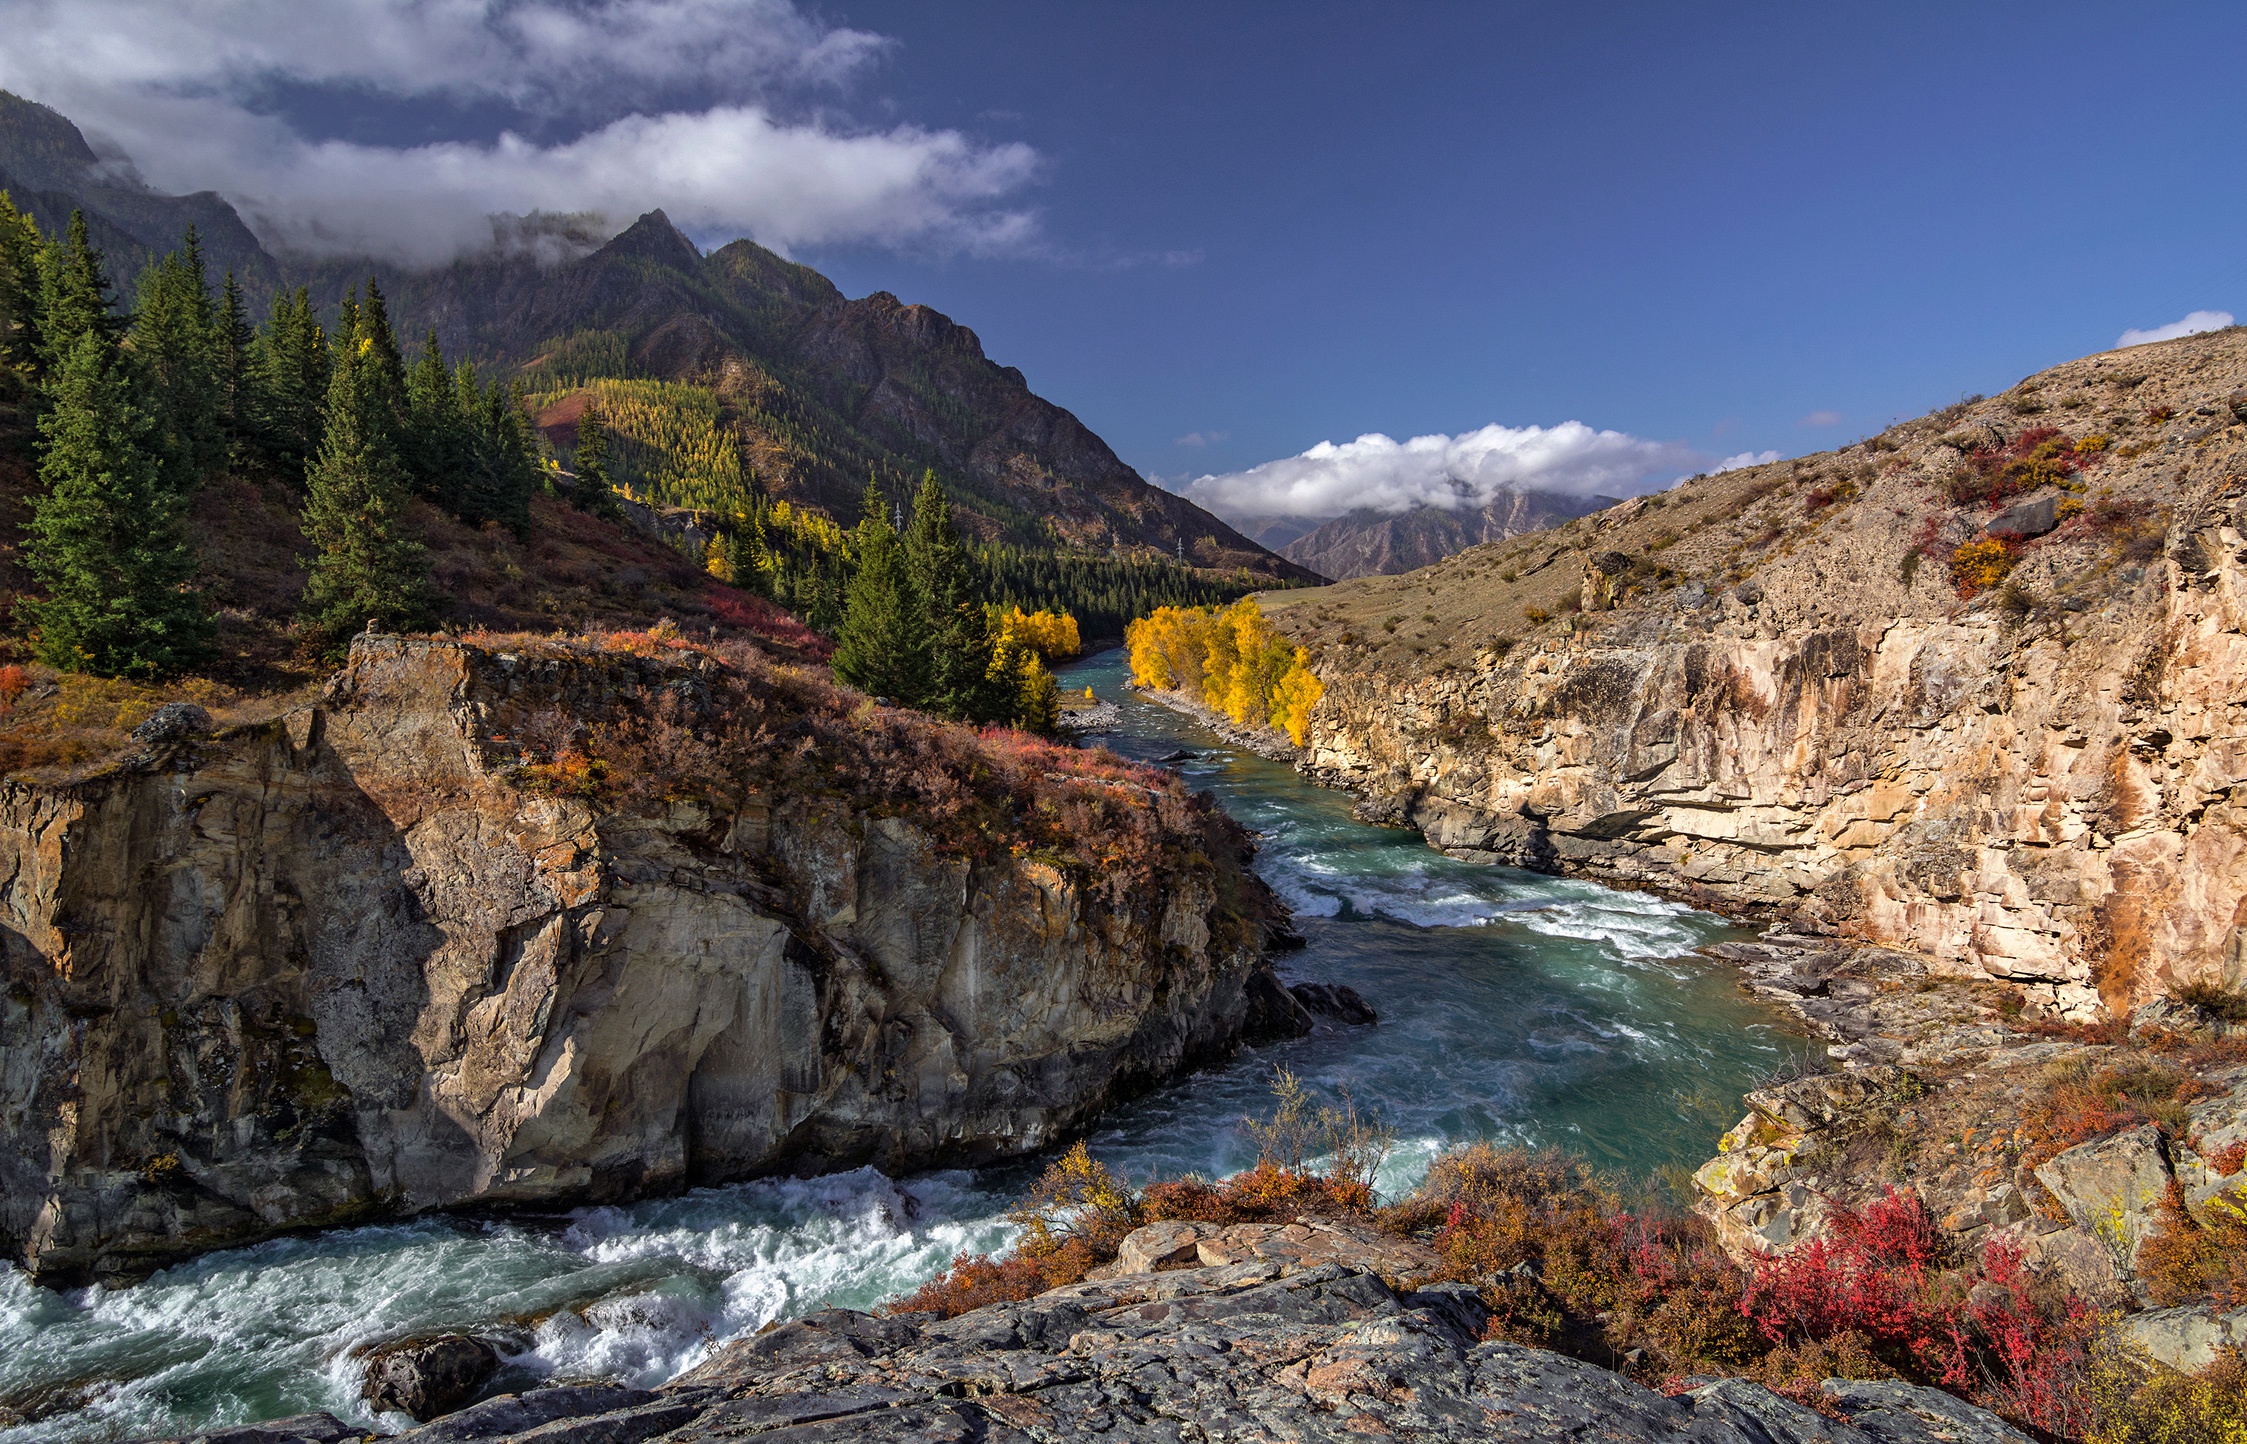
top-left (1260, 326), bottom-right (2247, 1019)
top-left (1278, 490), bottom-right (1614, 580)
top-left (0, 91), bottom-right (1306, 581)
top-left (1, 632), bottom-right (1315, 1287)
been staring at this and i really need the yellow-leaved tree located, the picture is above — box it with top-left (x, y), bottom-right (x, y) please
top-left (1125, 598), bottom-right (1323, 744)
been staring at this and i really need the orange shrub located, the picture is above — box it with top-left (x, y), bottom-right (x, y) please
top-left (1949, 539), bottom-right (2018, 597)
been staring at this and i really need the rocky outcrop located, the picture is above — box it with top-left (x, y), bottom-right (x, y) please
top-left (1, 636), bottom-right (1296, 1286)
top-left (1276, 331), bottom-right (2247, 1019)
top-left (364, 1336), bottom-right (503, 1423)
top-left (138, 1217), bottom-right (2032, 1444)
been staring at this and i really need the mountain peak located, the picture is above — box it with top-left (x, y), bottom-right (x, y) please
top-left (598, 209), bottom-right (703, 270)
top-left (0, 89), bottom-right (104, 193)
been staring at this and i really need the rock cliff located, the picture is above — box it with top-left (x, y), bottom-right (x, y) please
top-left (1, 634), bottom-right (1299, 1286)
top-left (1266, 328), bottom-right (2247, 1019)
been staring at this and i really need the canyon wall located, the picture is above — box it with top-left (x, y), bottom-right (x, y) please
top-left (1270, 334), bottom-right (2247, 1019)
top-left (1, 636), bottom-right (1293, 1285)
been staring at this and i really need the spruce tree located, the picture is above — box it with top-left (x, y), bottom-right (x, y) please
top-left (37, 212), bottom-right (123, 376)
top-left (832, 477), bottom-right (930, 703)
top-left (571, 404), bottom-right (625, 519)
top-left (403, 328), bottom-right (466, 505)
top-left (299, 299), bottom-right (433, 645)
top-left (437, 367), bottom-right (539, 534)
top-left (24, 329), bottom-right (211, 678)
top-left (214, 270), bottom-right (257, 459)
top-left (0, 192), bottom-right (45, 389)
top-left (250, 287), bottom-right (329, 477)
top-left (130, 230), bottom-right (222, 491)
top-left (902, 470), bottom-right (1006, 722)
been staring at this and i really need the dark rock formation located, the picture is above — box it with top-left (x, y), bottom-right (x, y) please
top-left (364, 1336), bottom-right (502, 1422)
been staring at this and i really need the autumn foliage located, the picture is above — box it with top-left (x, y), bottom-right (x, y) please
top-left (994, 606), bottom-right (1081, 662)
top-left (1125, 597), bottom-right (1324, 744)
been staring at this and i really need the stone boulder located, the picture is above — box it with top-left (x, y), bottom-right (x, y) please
top-left (364, 1334), bottom-right (501, 1422)
top-left (2034, 1124), bottom-right (2174, 1281)
top-left (130, 702), bottom-right (214, 746)
top-left (1985, 494), bottom-right (2061, 540)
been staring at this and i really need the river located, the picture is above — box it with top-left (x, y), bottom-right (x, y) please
top-left (0, 650), bottom-right (1804, 1442)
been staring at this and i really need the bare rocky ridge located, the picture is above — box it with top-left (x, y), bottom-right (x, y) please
top-left (130, 1217), bottom-right (2032, 1444)
top-left (0, 635), bottom-right (1305, 1286)
top-left (1264, 327), bottom-right (2247, 1018)
top-left (1278, 490), bottom-right (1614, 581)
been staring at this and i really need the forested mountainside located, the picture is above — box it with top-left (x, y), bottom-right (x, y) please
top-left (1261, 325), bottom-right (2247, 1018)
top-left (0, 90), bottom-right (1313, 607)
top-left (1278, 488), bottom-right (1614, 579)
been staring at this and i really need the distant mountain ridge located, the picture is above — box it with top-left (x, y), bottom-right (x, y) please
top-left (0, 91), bottom-right (1312, 582)
top-left (1276, 488), bottom-right (1614, 579)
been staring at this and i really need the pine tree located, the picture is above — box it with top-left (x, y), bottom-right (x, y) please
top-left (130, 230), bottom-right (222, 491)
top-left (571, 404), bottom-right (625, 519)
top-left (250, 286), bottom-right (330, 477)
top-left (832, 476), bottom-right (930, 702)
top-left (903, 470), bottom-right (1007, 722)
top-left (23, 329), bottom-right (211, 677)
top-left (299, 299), bottom-right (433, 645)
top-left (0, 192), bottom-right (45, 390)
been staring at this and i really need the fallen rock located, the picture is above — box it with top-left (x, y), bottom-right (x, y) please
top-left (1985, 494), bottom-right (2061, 540)
top-left (2034, 1123), bottom-right (2174, 1281)
top-left (364, 1335), bottom-right (501, 1422)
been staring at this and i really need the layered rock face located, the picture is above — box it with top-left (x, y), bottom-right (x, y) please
top-left (1272, 331), bottom-right (2247, 1018)
top-left (1, 636), bottom-right (1292, 1285)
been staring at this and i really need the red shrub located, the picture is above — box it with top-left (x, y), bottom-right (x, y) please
top-left (1741, 1190), bottom-right (2098, 1431)
top-left (0, 664), bottom-right (25, 714)
top-left (702, 585), bottom-right (831, 661)
top-left (1944, 426), bottom-right (2088, 508)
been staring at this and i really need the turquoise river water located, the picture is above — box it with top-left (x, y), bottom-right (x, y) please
top-left (0, 649), bottom-right (1804, 1442)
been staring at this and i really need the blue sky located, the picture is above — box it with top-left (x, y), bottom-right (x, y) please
top-left (6, 1), bottom-right (2237, 516)
top-left (807, 2), bottom-right (2242, 502)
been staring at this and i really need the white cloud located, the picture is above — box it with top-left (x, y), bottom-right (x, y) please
top-left (1799, 409), bottom-right (1842, 427)
top-left (1174, 431), bottom-right (1227, 448)
top-left (0, 0), bottom-right (1039, 266)
top-left (1713, 449), bottom-right (1781, 473)
top-left (1181, 422), bottom-right (1701, 520)
top-left (2116, 310), bottom-right (2235, 348)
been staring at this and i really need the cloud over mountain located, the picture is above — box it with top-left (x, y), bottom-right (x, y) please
top-left (0, 0), bottom-right (1039, 266)
top-left (1179, 422), bottom-right (1700, 521)
top-left (2116, 310), bottom-right (2235, 348)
